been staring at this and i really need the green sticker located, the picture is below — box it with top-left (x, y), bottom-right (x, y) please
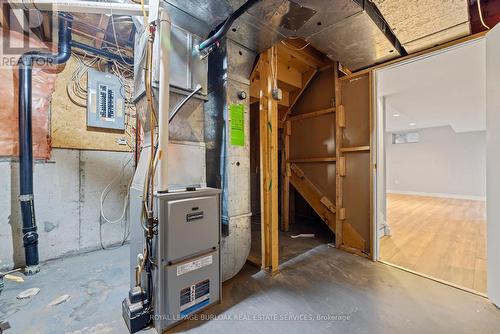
top-left (230, 104), bottom-right (245, 146)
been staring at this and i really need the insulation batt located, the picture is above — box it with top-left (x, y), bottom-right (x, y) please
top-left (0, 29), bottom-right (58, 160)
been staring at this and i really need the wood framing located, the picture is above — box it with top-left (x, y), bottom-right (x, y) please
top-left (281, 69), bottom-right (318, 121)
top-left (337, 70), bottom-right (371, 255)
top-left (334, 62), bottom-right (344, 248)
top-left (282, 120), bottom-right (291, 231)
top-left (341, 146), bottom-right (371, 153)
top-left (289, 157), bottom-right (336, 163)
top-left (290, 164), bottom-right (336, 230)
top-left (287, 107), bottom-right (335, 122)
top-left (259, 47), bottom-right (279, 275)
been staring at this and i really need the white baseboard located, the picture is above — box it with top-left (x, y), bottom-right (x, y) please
top-left (387, 190), bottom-right (486, 201)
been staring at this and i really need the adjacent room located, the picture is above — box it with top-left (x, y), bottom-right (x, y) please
top-left (376, 38), bottom-right (487, 293)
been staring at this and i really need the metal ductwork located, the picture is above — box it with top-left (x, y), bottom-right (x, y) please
top-left (166, 0), bottom-right (406, 70)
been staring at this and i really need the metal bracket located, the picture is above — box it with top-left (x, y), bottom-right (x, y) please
top-left (18, 194), bottom-right (33, 202)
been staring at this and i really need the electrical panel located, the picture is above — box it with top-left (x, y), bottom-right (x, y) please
top-left (87, 68), bottom-right (125, 131)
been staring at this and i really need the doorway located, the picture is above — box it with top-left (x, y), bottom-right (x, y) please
top-left (374, 38), bottom-right (487, 294)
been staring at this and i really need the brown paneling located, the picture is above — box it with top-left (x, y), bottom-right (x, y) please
top-left (341, 74), bottom-right (370, 147)
top-left (343, 152), bottom-right (370, 252)
top-left (290, 67), bottom-right (335, 116)
top-left (299, 163), bottom-right (336, 201)
top-left (290, 114), bottom-right (335, 159)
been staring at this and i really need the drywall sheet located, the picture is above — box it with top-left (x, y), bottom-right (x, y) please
top-left (51, 57), bottom-right (134, 152)
top-left (0, 30), bottom-right (56, 159)
top-left (341, 74), bottom-right (370, 147)
top-left (343, 152), bottom-right (371, 252)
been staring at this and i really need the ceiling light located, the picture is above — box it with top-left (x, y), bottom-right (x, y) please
top-left (392, 113), bottom-right (400, 117)
top-left (409, 122), bottom-right (416, 126)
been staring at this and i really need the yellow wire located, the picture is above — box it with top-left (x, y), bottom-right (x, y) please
top-left (478, 0), bottom-right (491, 30)
top-left (140, 0), bottom-right (148, 24)
top-left (281, 40), bottom-right (310, 51)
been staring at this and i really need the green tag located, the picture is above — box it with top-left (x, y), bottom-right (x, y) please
top-left (230, 104), bottom-right (245, 146)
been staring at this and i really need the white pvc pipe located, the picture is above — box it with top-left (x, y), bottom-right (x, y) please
top-left (157, 9), bottom-right (171, 192)
top-left (9, 0), bottom-right (148, 16)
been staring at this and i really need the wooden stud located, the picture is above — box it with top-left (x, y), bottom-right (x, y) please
top-left (282, 120), bottom-right (291, 231)
top-left (334, 62), bottom-right (344, 248)
top-left (94, 14), bottom-right (110, 48)
top-left (289, 157), bottom-right (336, 163)
top-left (277, 43), bottom-right (326, 69)
top-left (369, 71), bottom-right (374, 258)
top-left (287, 107), bottom-right (335, 122)
top-left (259, 47), bottom-right (279, 275)
top-left (281, 69), bottom-right (318, 121)
top-left (290, 187), bottom-right (295, 226)
top-left (270, 46), bottom-right (279, 275)
top-left (259, 55), bottom-right (270, 270)
top-left (340, 146), bottom-right (370, 153)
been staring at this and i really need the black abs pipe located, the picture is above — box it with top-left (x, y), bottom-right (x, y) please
top-left (18, 13), bottom-right (73, 275)
top-left (70, 40), bottom-right (134, 65)
top-left (198, 0), bottom-right (262, 52)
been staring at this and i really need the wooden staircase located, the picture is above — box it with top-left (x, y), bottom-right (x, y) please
top-left (289, 164), bottom-right (336, 232)
top-left (289, 163), bottom-right (366, 251)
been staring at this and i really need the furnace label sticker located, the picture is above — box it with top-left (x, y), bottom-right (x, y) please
top-left (176, 255), bottom-right (213, 276)
top-left (230, 104), bottom-right (245, 146)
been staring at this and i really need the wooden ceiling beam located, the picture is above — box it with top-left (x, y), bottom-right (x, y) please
top-left (94, 14), bottom-right (110, 48)
top-left (277, 42), bottom-right (326, 69)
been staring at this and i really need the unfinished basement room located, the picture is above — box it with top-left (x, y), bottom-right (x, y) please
top-left (2, 0), bottom-right (500, 333)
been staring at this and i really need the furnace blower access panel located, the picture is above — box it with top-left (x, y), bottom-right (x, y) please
top-left (154, 188), bottom-right (221, 332)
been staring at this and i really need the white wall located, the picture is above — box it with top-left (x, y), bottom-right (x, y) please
top-left (486, 23), bottom-right (500, 307)
top-left (386, 126), bottom-right (486, 199)
top-left (0, 149), bottom-right (133, 271)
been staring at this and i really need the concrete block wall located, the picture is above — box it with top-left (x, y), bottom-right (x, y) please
top-left (0, 149), bottom-right (133, 270)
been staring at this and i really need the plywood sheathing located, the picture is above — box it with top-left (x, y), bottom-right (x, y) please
top-left (51, 57), bottom-right (134, 152)
top-left (373, 0), bottom-right (471, 53)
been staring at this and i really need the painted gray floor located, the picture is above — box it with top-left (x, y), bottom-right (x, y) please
top-left (1, 244), bottom-right (500, 334)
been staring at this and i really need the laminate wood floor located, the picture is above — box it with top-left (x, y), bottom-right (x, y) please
top-left (380, 193), bottom-right (487, 293)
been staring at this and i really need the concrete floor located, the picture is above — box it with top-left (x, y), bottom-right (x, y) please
top-left (250, 215), bottom-right (335, 264)
top-left (1, 244), bottom-right (500, 334)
